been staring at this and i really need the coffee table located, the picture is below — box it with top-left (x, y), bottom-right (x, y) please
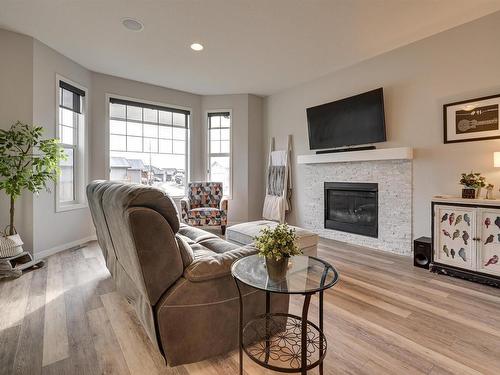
top-left (231, 255), bottom-right (339, 375)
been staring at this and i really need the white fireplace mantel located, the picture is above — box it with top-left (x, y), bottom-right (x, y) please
top-left (297, 147), bottom-right (413, 164)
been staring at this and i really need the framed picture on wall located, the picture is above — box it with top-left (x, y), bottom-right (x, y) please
top-left (444, 93), bottom-right (500, 143)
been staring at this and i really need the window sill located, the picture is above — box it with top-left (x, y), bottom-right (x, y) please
top-left (56, 202), bottom-right (88, 213)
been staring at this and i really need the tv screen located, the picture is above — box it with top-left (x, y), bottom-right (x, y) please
top-left (306, 88), bottom-right (386, 150)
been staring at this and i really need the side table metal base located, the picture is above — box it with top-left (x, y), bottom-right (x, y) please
top-left (242, 312), bottom-right (327, 373)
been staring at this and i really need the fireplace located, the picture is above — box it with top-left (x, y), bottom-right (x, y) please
top-left (324, 182), bottom-right (378, 238)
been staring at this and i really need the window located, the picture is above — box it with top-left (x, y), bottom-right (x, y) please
top-left (57, 78), bottom-right (87, 211)
top-left (207, 111), bottom-right (231, 196)
top-left (109, 98), bottom-right (189, 197)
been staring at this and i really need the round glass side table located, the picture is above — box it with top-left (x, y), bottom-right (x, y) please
top-left (231, 255), bottom-right (339, 375)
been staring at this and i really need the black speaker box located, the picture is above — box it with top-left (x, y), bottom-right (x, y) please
top-left (414, 236), bottom-right (431, 269)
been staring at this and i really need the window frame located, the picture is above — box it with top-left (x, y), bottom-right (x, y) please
top-left (55, 74), bottom-right (88, 212)
top-left (105, 94), bottom-right (191, 198)
top-left (206, 109), bottom-right (232, 198)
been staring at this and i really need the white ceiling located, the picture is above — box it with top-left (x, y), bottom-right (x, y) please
top-left (1, 0), bottom-right (500, 96)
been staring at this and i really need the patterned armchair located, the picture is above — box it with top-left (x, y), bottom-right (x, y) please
top-left (181, 182), bottom-right (228, 234)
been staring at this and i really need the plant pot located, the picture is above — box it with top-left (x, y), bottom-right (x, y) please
top-left (265, 257), bottom-right (288, 281)
top-left (0, 233), bottom-right (24, 259)
top-left (462, 188), bottom-right (476, 199)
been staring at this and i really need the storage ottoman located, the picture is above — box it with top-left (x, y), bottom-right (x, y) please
top-left (226, 220), bottom-right (318, 256)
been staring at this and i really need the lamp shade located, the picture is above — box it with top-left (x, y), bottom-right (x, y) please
top-left (494, 152), bottom-right (500, 167)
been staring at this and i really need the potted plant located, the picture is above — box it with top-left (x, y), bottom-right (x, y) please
top-left (254, 223), bottom-right (302, 280)
top-left (459, 172), bottom-right (486, 199)
top-left (0, 121), bottom-right (64, 258)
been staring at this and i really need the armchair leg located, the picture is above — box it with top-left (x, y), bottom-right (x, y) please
top-left (221, 225), bottom-right (226, 236)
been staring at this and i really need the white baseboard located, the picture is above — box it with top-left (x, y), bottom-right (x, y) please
top-left (34, 235), bottom-right (97, 260)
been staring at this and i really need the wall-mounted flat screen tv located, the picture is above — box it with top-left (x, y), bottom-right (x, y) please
top-left (306, 88), bottom-right (386, 150)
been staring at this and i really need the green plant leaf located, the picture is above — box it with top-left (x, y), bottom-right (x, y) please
top-left (0, 121), bottom-right (65, 230)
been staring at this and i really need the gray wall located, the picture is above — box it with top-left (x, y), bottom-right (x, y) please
top-left (201, 94), bottom-right (248, 222)
top-left (0, 31), bottom-right (95, 255)
top-left (247, 95), bottom-right (264, 221)
top-left (32, 39), bottom-right (94, 253)
top-left (263, 12), bottom-right (500, 241)
top-left (201, 94), bottom-right (264, 223)
top-left (0, 29), bottom-right (34, 250)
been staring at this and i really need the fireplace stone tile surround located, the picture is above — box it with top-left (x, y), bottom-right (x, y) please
top-left (301, 159), bottom-right (412, 255)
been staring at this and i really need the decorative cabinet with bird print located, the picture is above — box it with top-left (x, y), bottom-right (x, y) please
top-left (432, 198), bottom-right (500, 286)
top-left (433, 205), bottom-right (476, 271)
top-left (477, 209), bottom-right (500, 277)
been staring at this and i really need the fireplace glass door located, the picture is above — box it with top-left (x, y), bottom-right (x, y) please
top-left (324, 182), bottom-right (378, 238)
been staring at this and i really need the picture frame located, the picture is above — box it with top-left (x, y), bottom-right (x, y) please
top-left (443, 93), bottom-right (500, 143)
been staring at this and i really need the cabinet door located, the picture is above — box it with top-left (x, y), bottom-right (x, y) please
top-left (477, 209), bottom-right (500, 276)
top-left (433, 205), bottom-right (476, 270)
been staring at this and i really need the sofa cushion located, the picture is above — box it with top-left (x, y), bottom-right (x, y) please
top-left (184, 245), bottom-right (257, 282)
top-left (226, 220), bottom-right (319, 250)
top-left (190, 243), bottom-right (218, 260)
top-left (198, 237), bottom-right (240, 254)
top-left (178, 225), bottom-right (219, 243)
top-left (179, 224), bottom-right (240, 257)
top-left (190, 207), bottom-right (220, 214)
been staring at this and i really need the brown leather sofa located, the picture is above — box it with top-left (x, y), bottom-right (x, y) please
top-left (86, 181), bottom-right (288, 366)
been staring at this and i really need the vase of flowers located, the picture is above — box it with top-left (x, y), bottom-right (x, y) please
top-left (459, 172), bottom-right (486, 199)
top-left (254, 223), bottom-right (302, 280)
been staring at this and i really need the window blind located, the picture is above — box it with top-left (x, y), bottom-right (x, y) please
top-left (109, 97), bottom-right (190, 116)
top-left (59, 81), bottom-right (85, 114)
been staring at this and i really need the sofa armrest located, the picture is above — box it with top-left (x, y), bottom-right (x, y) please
top-left (184, 245), bottom-right (257, 282)
top-left (220, 197), bottom-right (228, 212)
top-left (180, 197), bottom-right (190, 222)
top-left (220, 197), bottom-right (228, 226)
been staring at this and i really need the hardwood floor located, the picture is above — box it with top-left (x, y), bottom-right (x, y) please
top-left (1, 238), bottom-right (500, 374)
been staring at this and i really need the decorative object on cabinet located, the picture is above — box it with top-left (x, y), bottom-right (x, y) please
top-left (459, 172), bottom-right (486, 199)
top-left (413, 237), bottom-right (431, 269)
top-left (486, 184), bottom-right (495, 200)
top-left (444, 93), bottom-right (500, 143)
top-left (461, 188), bottom-right (475, 199)
top-left (431, 197), bottom-right (500, 287)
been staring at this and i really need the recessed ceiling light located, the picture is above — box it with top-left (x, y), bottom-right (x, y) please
top-left (122, 18), bottom-right (144, 32)
top-left (190, 43), bottom-right (204, 51)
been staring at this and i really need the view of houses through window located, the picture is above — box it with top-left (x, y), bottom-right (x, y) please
top-left (208, 112), bottom-right (231, 196)
top-left (109, 98), bottom-right (189, 197)
top-left (58, 80), bottom-right (85, 204)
